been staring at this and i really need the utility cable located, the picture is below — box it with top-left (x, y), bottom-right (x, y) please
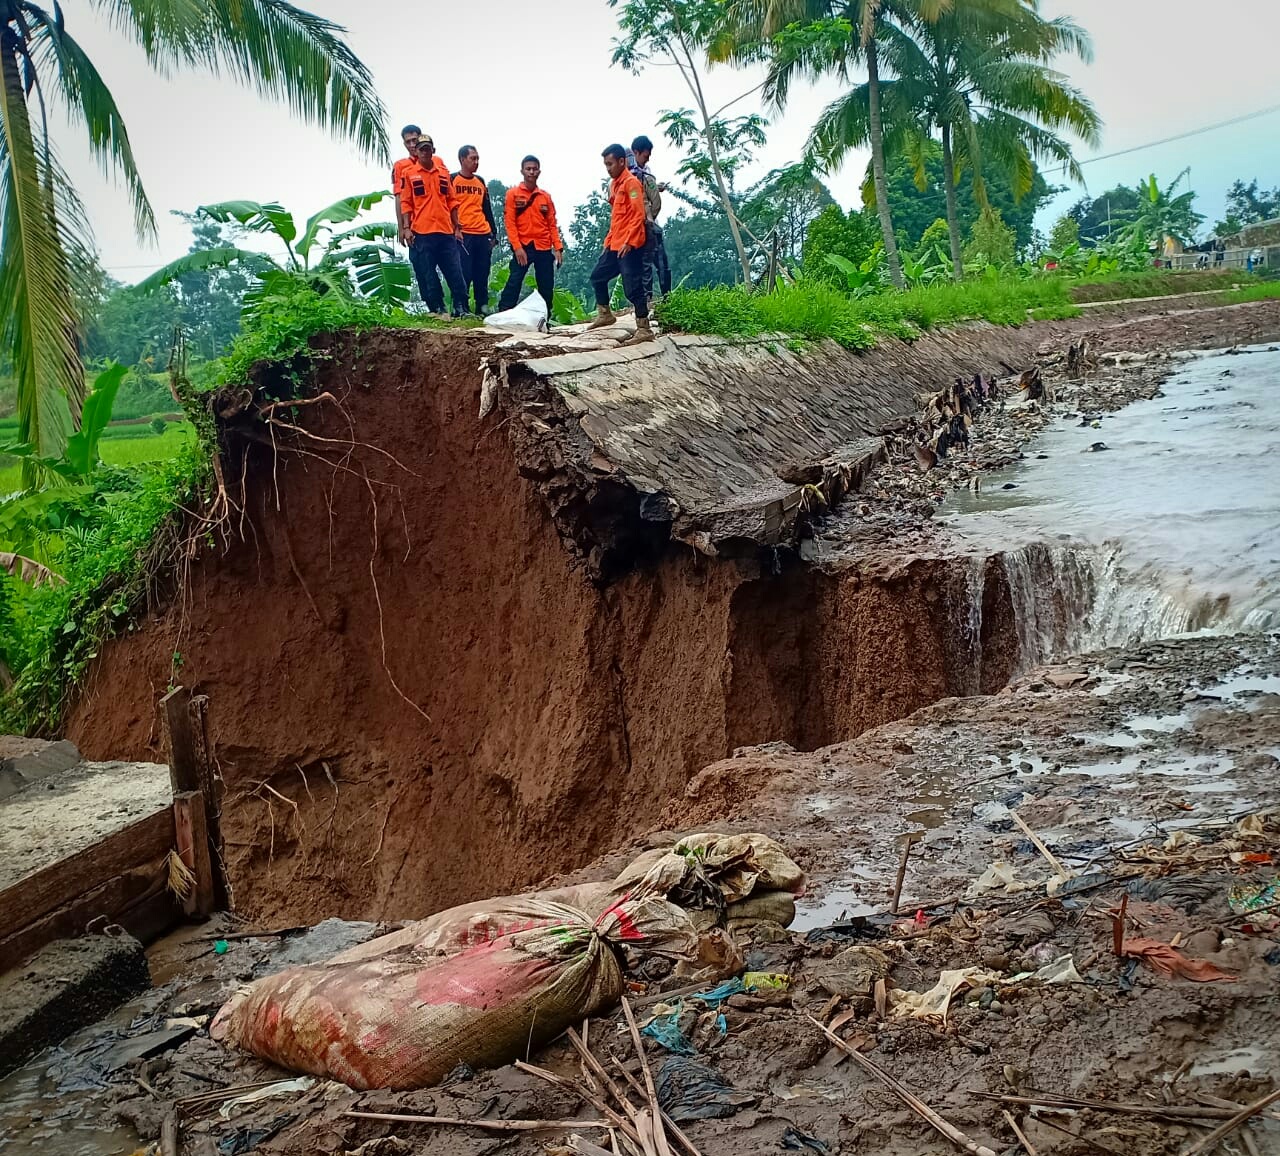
top-left (1053, 102), bottom-right (1280, 174)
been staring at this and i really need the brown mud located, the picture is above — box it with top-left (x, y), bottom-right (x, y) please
top-left (4, 297), bottom-right (1277, 1155)
top-left (65, 300), bottom-right (1280, 932)
top-left (17, 635), bottom-right (1277, 1156)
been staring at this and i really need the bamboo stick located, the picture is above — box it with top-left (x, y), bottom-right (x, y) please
top-left (1010, 810), bottom-right (1072, 880)
top-left (807, 1016), bottom-right (998, 1156)
top-left (343, 1110), bottom-right (613, 1131)
top-left (621, 996), bottom-right (673, 1156)
top-left (1181, 1087), bottom-right (1280, 1156)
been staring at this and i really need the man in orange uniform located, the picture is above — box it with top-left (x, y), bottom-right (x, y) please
top-left (391, 125), bottom-right (421, 241)
top-left (399, 135), bottom-right (469, 318)
top-left (497, 155), bottom-right (563, 316)
top-left (588, 143), bottom-right (653, 341)
top-left (452, 145), bottom-right (497, 315)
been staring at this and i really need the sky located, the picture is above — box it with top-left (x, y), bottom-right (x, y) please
top-left (51, 0), bottom-right (1280, 281)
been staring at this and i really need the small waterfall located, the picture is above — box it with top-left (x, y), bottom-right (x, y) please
top-left (952, 541), bottom-right (1271, 679)
top-left (945, 555), bottom-right (988, 695)
top-left (998, 542), bottom-right (1246, 670)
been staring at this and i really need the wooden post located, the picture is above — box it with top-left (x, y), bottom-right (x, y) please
top-left (173, 790), bottom-right (216, 917)
top-left (160, 686), bottom-right (200, 794)
top-left (161, 686), bottom-right (221, 916)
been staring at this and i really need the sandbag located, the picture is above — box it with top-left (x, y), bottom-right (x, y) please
top-left (331, 834), bottom-right (804, 967)
top-left (483, 292), bottom-right (548, 332)
top-left (212, 894), bottom-right (697, 1091)
top-left (622, 832), bottom-right (807, 907)
top-left (327, 880), bottom-right (618, 965)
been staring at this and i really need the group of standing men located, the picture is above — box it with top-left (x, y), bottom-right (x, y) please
top-left (392, 125), bottom-right (670, 341)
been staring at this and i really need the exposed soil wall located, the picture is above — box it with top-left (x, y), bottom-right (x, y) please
top-left (65, 330), bottom-right (1019, 926)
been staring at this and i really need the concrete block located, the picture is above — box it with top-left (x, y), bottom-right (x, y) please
top-left (0, 934), bottom-right (150, 1079)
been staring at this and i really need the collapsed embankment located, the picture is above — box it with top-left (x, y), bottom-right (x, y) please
top-left (64, 300), bottom-right (1280, 926)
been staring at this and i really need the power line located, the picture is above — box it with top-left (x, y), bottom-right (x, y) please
top-left (1058, 102), bottom-right (1280, 174)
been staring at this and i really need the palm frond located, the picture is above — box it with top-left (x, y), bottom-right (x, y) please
top-left (0, 49), bottom-right (83, 469)
top-left (135, 245), bottom-right (277, 293)
top-left (23, 4), bottom-right (156, 238)
top-left (93, 0), bottom-right (388, 163)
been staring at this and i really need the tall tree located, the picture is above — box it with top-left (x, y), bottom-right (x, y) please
top-left (1214, 178), bottom-right (1280, 238)
top-left (742, 161), bottom-right (836, 265)
top-left (1068, 184), bottom-right (1141, 244)
top-left (611, 0), bottom-right (757, 283)
top-left (793, 0), bottom-right (1096, 280)
top-left (879, 139), bottom-right (1053, 253)
top-left (720, 1), bottom-right (955, 289)
top-left (865, 0), bottom-right (1100, 279)
top-left (0, 0), bottom-right (385, 482)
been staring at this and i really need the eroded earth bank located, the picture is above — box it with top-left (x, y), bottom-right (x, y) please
top-left (18, 296), bottom-right (1279, 1156)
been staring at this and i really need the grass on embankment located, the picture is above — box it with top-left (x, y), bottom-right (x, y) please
top-left (654, 278), bottom-right (1080, 350)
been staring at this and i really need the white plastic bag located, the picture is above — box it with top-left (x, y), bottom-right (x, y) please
top-left (484, 292), bottom-right (548, 332)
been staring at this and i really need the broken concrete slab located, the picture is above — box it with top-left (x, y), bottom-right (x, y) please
top-left (0, 934), bottom-right (150, 1079)
top-left (0, 737), bottom-right (81, 802)
top-left (0, 758), bottom-right (172, 890)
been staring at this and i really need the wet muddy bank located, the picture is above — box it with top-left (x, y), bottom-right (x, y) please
top-left (62, 300), bottom-right (1280, 932)
top-left (10, 632), bottom-right (1278, 1156)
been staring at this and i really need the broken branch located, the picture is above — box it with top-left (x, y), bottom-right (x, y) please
top-left (343, 1110), bottom-right (613, 1131)
top-left (807, 1016), bottom-right (998, 1156)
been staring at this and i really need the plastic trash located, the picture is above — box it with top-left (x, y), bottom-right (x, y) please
top-left (1229, 877), bottom-right (1280, 915)
top-left (890, 967), bottom-right (998, 1023)
top-left (1121, 937), bottom-right (1237, 983)
top-left (655, 1056), bottom-right (758, 1122)
top-left (1030, 955), bottom-right (1085, 985)
top-left (483, 292), bottom-right (548, 332)
top-left (219, 1077), bottom-right (315, 1120)
top-left (641, 1010), bottom-right (695, 1055)
top-left (782, 1126), bottom-right (830, 1152)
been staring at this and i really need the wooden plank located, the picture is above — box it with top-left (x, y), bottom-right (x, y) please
top-left (0, 858), bottom-right (178, 971)
top-left (0, 808), bottom-right (175, 934)
top-left (173, 790), bottom-right (215, 918)
top-left (160, 686), bottom-right (200, 794)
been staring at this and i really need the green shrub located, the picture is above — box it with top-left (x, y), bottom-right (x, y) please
top-left (803, 205), bottom-right (880, 282)
top-left (149, 416), bottom-right (167, 435)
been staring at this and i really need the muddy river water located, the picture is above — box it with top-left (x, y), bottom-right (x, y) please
top-left (942, 344), bottom-right (1280, 652)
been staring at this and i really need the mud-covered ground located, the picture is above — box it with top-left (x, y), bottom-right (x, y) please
top-left (5, 303), bottom-right (1280, 1156)
top-left (6, 633), bottom-right (1276, 1156)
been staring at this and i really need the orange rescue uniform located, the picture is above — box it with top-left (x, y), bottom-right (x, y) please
top-left (504, 185), bottom-right (563, 253)
top-left (392, 156), bottom-right (418, 199)
top-left (605, 168), bottom-right (648, 252)
top-left (400, 156), bottom-right (458, 236)
top-left (452, 172), bottom-right (494, 236)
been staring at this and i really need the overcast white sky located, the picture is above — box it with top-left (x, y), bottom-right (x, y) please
top-left (54, 0), bottom-right (1280, 280)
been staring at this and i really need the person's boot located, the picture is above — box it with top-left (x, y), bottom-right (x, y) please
top-left (622, 318), bottom-right (656, 345)
top-left (587, 305), bottom-right (617, 330)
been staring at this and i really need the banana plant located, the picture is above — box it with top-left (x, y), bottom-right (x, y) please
top-left (138, 192), bottom-right (410, 309)
top-left (1, 364), bottom-right (127, 485)
top-left (824, 248), bottom-right (886, 296)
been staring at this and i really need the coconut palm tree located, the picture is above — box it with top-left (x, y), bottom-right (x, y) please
top-left (720, 0), bottom-right (953, 290)
top-left (1, 1), bottom-right (387, 481)
top-left (812, 0), bottom-right (1100, 280)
